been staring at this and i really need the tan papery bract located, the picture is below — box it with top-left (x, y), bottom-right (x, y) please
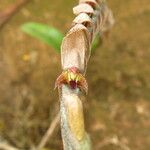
top-left (79, 0), bottom-right (98, 8)
top-left (61, 24), bottom-right (90, 73)
top-left (73, 3), bottom-right (94, 15)
top-left (73, 13), bottom-right (92, 27)
top-left (65, 94), bottom-right (85, 141)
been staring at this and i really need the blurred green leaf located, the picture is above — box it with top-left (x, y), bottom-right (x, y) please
top-left (21, 22), bottom-right (64, 52)
top-left (91, 34), bottom-right (102, 52)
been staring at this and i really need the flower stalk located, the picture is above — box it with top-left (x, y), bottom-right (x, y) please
top-left (56, 0), bottom-right (114, 149)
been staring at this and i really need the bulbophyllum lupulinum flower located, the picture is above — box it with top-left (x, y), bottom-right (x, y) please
top-left (55, 67), bottom-right (88, 94)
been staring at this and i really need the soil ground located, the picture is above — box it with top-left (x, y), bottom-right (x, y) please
top-left (0, 0), bottom-right (150, 149)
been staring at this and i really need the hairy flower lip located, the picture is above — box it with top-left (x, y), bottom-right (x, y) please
top-left (69, 80), bottom-right (78, 89)
top-left (55, 67), bottom-right (88, 94)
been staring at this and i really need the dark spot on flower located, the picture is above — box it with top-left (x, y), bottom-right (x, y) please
top-left (69, 80), bottom-right (77, 89)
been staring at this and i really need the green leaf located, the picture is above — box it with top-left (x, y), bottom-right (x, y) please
top-left (91, 34), bottom-right (102, 52)
top-left (21, 22), bottom-right (64, 52)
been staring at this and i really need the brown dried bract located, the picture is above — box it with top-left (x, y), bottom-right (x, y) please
top-left (79, 0), bottom-right (99, 8)
top-left (72, 13), bottom-right (92, 27)
top-left (73, 3), bottom-right (94, 15)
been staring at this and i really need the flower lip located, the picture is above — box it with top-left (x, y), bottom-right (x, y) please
top-left (55, 67), bottom-right (88, 94)
top-left (69, 80), bottom-right (78, 89)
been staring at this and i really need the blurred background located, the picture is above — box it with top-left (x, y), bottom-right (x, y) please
top-left (0, 0), bottom-right (150, 149)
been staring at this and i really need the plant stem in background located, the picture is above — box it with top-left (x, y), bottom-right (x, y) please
top-left (0, 0), bottom-right (31, 30)
top-left (0, 142), bottom-right (19, 150)
top-left (37, 113), bottom-right (60, 150)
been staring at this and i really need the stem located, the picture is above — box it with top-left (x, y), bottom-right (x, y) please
top-left (37, 113), bottom-right (60, 150)
top-left (58, 0), bottom-right (114, 149)
top-left (0, 142), bottom-right (19, 150)
top-left (0, 0), bottom-right (31, 29)
top-left (60, 85), bottom-right (91, 149)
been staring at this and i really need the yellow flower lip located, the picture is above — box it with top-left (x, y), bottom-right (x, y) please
top-left (68, 72), bottom-right (77, 81)
top-left (75, 76), bottom-right (79, 82)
